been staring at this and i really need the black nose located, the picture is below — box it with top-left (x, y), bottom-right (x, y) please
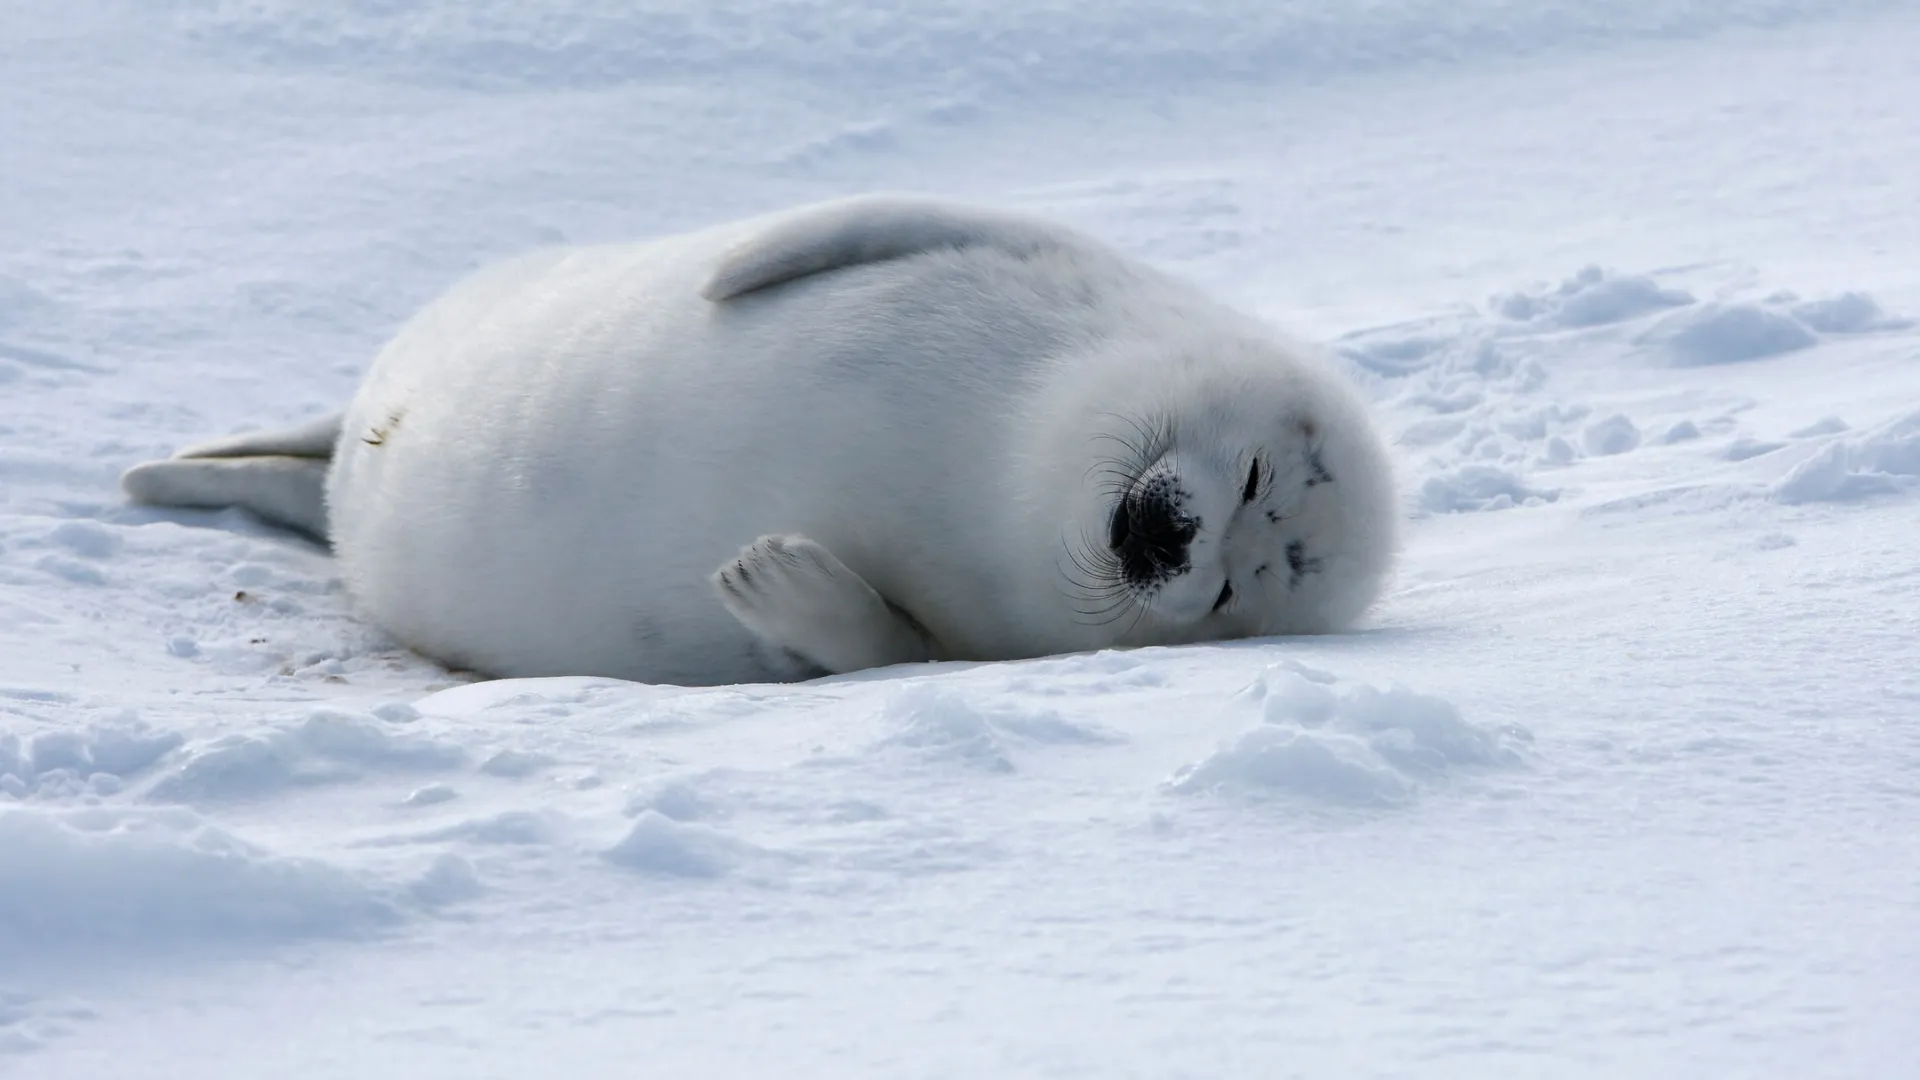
top-left (1109, 492), bottom-right (1197, 585)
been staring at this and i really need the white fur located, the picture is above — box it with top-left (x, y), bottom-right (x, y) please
top-left (123, 194), bottom-right (1400, 685)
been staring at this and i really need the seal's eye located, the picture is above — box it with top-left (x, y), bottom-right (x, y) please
top-left (1241, 459), bottom-right (1261, 504)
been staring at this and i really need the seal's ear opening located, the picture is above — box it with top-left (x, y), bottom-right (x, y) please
top-left (1241, 457), bottom-right (1263, 504)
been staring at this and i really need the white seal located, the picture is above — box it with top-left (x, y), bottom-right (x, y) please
top-left (123, 194), bottom-right (1400, 685)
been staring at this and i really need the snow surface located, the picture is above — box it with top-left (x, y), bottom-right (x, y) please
top-left (5, 1), bottom-right (1920, 1076)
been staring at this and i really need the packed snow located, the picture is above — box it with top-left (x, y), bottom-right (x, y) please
top-left (4, 0), bottom-right (1919, 1076)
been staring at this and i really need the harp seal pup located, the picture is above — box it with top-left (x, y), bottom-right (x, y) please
top-left (121, 194), bottom-right (1400, 685)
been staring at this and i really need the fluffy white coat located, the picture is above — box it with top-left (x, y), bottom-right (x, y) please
top-left (123, 195), bottom-right (1400, 684)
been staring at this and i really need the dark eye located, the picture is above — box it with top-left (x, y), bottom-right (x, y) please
top-left (1241, 458), bottom-right (1261, 504)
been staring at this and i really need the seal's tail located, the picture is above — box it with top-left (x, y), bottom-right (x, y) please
top-left (120, 412), bottom-right (343, 539)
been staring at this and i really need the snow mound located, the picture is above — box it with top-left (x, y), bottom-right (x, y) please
top-left (1787, 291), bottom-right (1912, 333)
top-left (409, 809), bottom-right (556, 847)
top-left (1772, 410), bottom-right (1920, 504)
top-left (1166, 664), bottom-right (1528, 807)
top-left (1725, 436), bottom-right (1789, 461)
top-left (1644, 301), bottom-right (1817, 366)
top-left (602, 811), bottom-right (771, 879)
top-left (1582, 413), bottom-right (1643, 456)
top-left (478, 748), bottom-right (556, 779)
top-left (873, 683), bottom-right (1122, 773)
top-left (1788, 416), bottom-right (1851, 438)
top-left (1339, 328), bottom-right (1462, 378)
top-left (0, 808), bottom-right (400, 961)
top-left (149, 708), bottom-right (467, 802)
top-left (407, 854), bottom-right (484, 906)
top-left (43, 520), bottom-right (122, 560)
top-left (1660, 420), bottom-right (1703, 444)
top-left (1494, 265), bottom-right (1694, 329)
top-left (1, 711), bottom-right (182, 799)
top-left (402, 782), bottom-right (459, 807)
top-left (1417, 464), bottom-right (1559, 514)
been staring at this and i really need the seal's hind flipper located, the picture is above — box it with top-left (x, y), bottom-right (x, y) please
top-left (701, 194), bottom-right (1074, 302)
top-left (121, 455), bottom-right (331, 538)
top-left (173, 411), bottom-right (344, 461)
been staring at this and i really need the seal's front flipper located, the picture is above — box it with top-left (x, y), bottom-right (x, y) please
top-left (701, 193), bottom-right (1073, 302)
top-left (121, 455), bottom-right (330, 538)
top-left (711, 534), bottom-right (936, 676)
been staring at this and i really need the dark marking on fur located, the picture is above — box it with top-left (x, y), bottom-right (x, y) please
top-left (1304, 446), bottom-right (1335, 487)
top-left (363, 407), bottom-right (408, 448)
top-left (1285, 540), bottom-right (1323, 588)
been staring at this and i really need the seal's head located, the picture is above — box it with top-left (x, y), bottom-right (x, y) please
top-left (1059, 335), bottom-right (1400, 644)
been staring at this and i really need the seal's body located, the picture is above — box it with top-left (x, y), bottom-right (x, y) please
top-left (123, 195), bottom-right (1399, 684)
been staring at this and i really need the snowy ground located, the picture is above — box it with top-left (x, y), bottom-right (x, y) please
top-left (5, 1), bottom-right (1920, 1076)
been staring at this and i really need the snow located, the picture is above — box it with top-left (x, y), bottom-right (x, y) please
top-left (5, 0), bottom-right (1920, 1076)
top-left (1773, 410), bottom-right (1920, 504)
top-left (1649, 301), bottom-right (1820, 367)
top-left (0, 808), bottom-right (405, 960)
top-left (1162, 663), bottom-right (1530, 807)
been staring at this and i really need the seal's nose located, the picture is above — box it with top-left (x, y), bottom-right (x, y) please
top-left (1110, 489), bottom-right (1196, 587)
